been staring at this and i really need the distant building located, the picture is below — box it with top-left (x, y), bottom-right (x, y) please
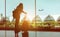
top-left (32, 15), bottom-right (42, 28)
top-left (44, 15), bottom-right (55, 28)
top-left (57, 16), bottom-right (60, 25)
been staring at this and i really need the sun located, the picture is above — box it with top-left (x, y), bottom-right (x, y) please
top-left (20, 13), bottom-right (34, 21)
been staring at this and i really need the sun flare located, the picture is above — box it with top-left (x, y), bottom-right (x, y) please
top-left (20, 13), bottom-right (34, 21)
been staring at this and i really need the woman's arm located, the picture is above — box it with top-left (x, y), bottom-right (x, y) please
top-left (22, 11), bottom-right (27, 14)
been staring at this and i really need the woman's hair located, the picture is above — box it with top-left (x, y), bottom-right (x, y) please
top-left (17, 3), bottom-right (23, 11)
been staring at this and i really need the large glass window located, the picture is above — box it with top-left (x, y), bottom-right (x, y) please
top-left (36, 0), bottom-right (60, 37)
top-left (0, 0), bottom-right (60, 37)
top-left (6, 0), bottom-right (35, 37)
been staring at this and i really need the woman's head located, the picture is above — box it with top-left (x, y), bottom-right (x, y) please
top-left (17, 3), bottom-right (23, 11)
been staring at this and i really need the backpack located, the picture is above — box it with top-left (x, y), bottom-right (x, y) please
top-left (13, 10), bottom-right (17, 19)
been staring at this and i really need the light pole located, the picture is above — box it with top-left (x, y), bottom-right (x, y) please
top-left (5, 0), bottom-right (6, 37)
top-left (35, 0), bottom-right (44, 37)
top-left (35, 0), bottom-right (37, 37)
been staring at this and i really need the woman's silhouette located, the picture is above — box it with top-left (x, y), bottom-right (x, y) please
top-left (12, 3), bottom-right (26, 37)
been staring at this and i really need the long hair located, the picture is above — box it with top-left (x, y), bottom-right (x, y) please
top-left (16, 3), bottom-right (23, 11)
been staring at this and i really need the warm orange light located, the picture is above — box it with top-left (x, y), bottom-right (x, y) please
top-left (20, 13), bottom-right (34, 21)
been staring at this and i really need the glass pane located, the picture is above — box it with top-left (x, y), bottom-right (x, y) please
top-left (0, 0), bottom-right (5, 37)
top-left (6, 0), bottom-right (35, 37)
top-left (36, 0), bottom-right (60, 37)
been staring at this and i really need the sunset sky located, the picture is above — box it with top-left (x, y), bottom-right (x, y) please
top-left (0, 0), bottom-right (60, 21)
